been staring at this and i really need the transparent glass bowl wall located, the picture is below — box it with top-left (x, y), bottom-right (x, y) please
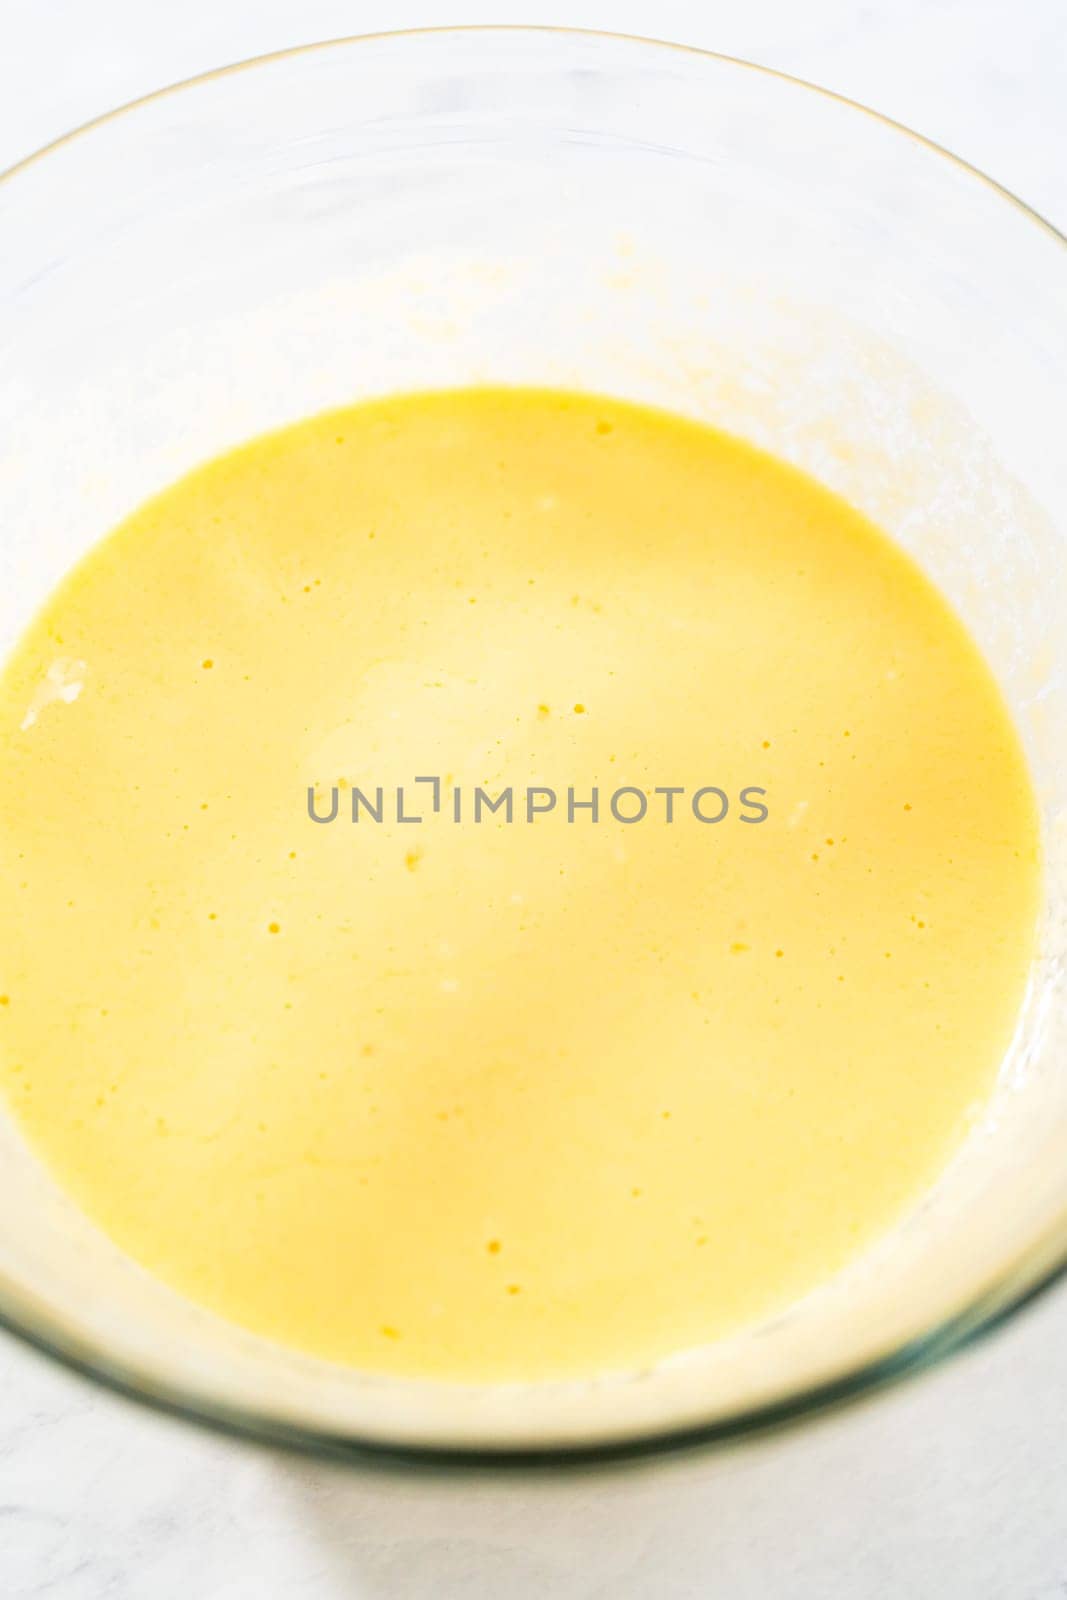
top-left (0, 29), bottom-right (1065, 1460)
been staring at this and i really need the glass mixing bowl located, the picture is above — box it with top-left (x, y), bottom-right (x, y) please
top-left (0, 27), bottom-right (1065, 1466)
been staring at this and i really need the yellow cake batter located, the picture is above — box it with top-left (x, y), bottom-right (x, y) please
top-left (0, 388), bottom-right (1040, 1381)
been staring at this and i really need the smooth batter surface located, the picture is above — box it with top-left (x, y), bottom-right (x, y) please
top-left (0, 388), bottom-right (1040, 1381)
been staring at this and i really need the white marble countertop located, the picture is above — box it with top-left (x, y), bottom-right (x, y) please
top-left (2, 2), bottom-right (1066, 1595)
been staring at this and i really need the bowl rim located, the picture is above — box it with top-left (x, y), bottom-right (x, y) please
top-left (1, 22), bottom-right (1065, 1472)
